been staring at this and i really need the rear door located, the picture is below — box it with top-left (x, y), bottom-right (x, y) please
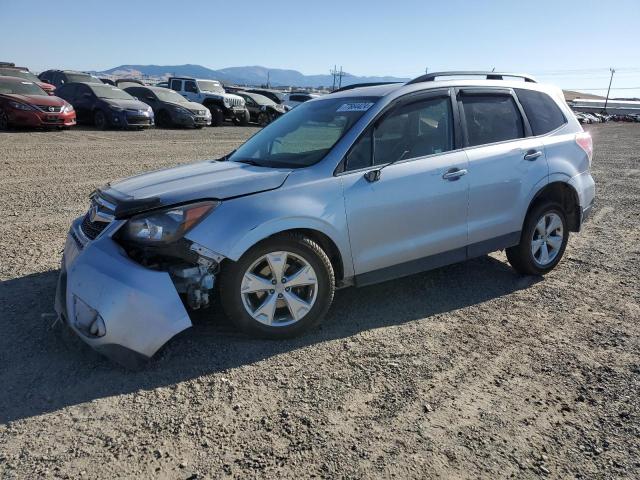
top-left (458, 88), bottom-right (548, 251)
top-left (73, 84), bottom-right (95, 123)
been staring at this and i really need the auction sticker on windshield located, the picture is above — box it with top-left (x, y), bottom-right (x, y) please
top-left (337, 102), bottom-right (374, 112)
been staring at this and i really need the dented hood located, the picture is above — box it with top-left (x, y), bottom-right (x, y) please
top-left (100, 160), bottom-right (292, 218)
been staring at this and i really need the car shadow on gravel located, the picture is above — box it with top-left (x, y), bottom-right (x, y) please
top-left (0, 255), bottom-right (539, 424)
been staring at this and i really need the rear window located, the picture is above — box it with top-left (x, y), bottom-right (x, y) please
top-left (461, 94), bottom-right (524, 147)
top-left (516, 88), bottom-right (566, 135)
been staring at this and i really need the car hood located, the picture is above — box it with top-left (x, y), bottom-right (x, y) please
top-left (5, 93), bottom-right (64, 106)
top-left (166, 101), bottom-right (208, 112)
top-left (102, 98), bottom-right (149, 110)
top-left (100, 160), bottom-right (292, 218)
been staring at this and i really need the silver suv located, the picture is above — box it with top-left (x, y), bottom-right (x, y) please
top-left (55, 71), bottom-right (595, 366)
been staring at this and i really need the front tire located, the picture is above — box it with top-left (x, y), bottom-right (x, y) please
top-left (258, 111), bottom-right (271, 127)
top-left (506, 201), bottom-right (569, 275)
top-left (208, 105), bottom-right (224, 127)
top-left (156, 110), bottom-right (172, 128)
top-left (0, 109), bottom-right (9, 130)
top-left (93, 110), bottom-right (107, 130)
top-left (219, 233), bottom-right (335, 338)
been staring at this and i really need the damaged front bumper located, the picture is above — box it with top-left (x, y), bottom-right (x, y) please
top-left (54, 217), bottom-right (200, 367)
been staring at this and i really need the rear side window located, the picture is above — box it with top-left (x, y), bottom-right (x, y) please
top-left (461, 94), bottom-right (524, 147)
top-left (516, 88), bottom-right (566, 135)
top-left (185, 80), bottom-right (198, 93)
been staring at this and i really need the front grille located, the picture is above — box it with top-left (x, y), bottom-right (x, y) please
top-left (126, 116), bottom-right (151, 125)
top-left (228, 97), bottom-right (243, 108)
top-left (80, 212), bottom-right (108, 240)
top-left (36, 105), bottom-right (62, 112)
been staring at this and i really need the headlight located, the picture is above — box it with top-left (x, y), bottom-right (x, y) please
top-left (109, 105), bottom-right (124, 112)
top-left (120, 201), bottom-right (219, 244)
top-left (9, 101), bottom-right (34, 111)
top-left (63, 103), bottom-right (74, 113)
top-left (173, 105), bottom-right (191, 115)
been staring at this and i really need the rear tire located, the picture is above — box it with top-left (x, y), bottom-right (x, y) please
top-left (93, 110), bottom-right (107, 130)
top-left (219, 233), bottom-right (335, 338)
top-left (208, 105), bottom-right (224, 126)
top-left (506, 201), bottom-right (569, 275)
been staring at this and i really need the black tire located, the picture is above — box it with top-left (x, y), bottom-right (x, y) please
top-left (506, 201), bottom-right (569, 275)
top-left (194, 125), bottom-right (204, 129)
top-left (156, 110), bottom-right (172, 128)
top-left (0, 109), bottom-right (9, 130)
top-left (235, 111), bottom-right (250, 126)
top-left (93, 110), bottom-right (108, 130)
top-left (258, 111), bottom-right (271, 127)
top-left (208, 105), bottom-right (224, 126)
top-left (219, 233), bottom-right (335, 338)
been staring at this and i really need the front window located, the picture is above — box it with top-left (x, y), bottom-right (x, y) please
top-left (0, 68), bottom-right (40, 82)
top-left (196, 80), bottom-right (224, 94)
top-left (65, 72), bottom-right (98, 83)
top-left (0, 80), bottom-right (46, 96)
top-left (228, 96), bottom-right (379, 168)
top-left (155, 89), bottom-right (189, 103)
top-left (185, 80), bottom-right (198, 93)
top-left (88, 85), bottom-right (135, 100)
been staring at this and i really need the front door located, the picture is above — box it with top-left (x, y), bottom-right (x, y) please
top-left (341, 92), bottom-right (469, 283)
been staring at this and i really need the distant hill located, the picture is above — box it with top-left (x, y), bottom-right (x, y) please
top-left (563, 90), bottom-right (605, 101)
top-left (96, 64), bottom-right (409, 88)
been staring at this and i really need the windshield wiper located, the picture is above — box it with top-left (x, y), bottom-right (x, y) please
top-left (234, 159), bottom-right (264, 167)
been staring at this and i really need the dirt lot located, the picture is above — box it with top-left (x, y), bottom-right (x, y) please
top-left (0, 123), bottom-right (638, 479)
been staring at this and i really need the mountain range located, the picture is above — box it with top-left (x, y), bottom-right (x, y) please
top-left (96, 64), bottom-right (409, 88)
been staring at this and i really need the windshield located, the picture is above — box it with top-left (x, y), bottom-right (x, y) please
top-left (247, 93), bottom-right (276, 106)
top-left (197, 80), bottom-right (224, 93)
top-left (89, 85), bottom-right (135, 100)
top-left (0, 68), bottom-right (40, 82)
top-left (0, 80), bottom-right (46, 96)
top-left (229, 96), bottom-right (379, 168)
top-left (155, 88), bottom-right (189, 103)
top-left (66, 72), bottom-right (99, 83)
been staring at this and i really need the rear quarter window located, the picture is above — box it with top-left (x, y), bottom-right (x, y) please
top-left (515, 88), bottom-right (567, 135)
top-left (461, 94), bottom-right (524, 147)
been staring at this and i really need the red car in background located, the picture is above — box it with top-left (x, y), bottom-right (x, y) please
top-left (0, 66), bottom-right (55, 94)
top-left (0, 76), bottom-right (76, 130)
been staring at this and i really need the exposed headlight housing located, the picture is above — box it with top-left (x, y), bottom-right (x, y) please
top-left (173, 105), bottom-right (191, 115)
top-left (121, 201), bottom-right (219, 245)
top-left (9, 101), bottom-right (34, 111)
top-left (223, 97), bottom-right (231, 108)
top-left (62, 103), bottom-right (74, 113)
top-left (110, 104), bottom-right (124, 112)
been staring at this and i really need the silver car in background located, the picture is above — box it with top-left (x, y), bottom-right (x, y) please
top-left (55, 71), bottom-right (595, 367)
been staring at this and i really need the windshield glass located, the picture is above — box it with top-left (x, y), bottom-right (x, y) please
top-left (155, 88), bottom-right (189, 103)
top-left (196, 80), bottom-right (224, 93)
top-left (247, 93), bottom-right (275, 106)
top-left (89, 85), bottom-right (135, 100)
top-left (66, 72), bottom-right (99, 83)
top-left (0, 80), bottom-right (46, 96)
top-left (0, 68), bottom-right (40, 82)
top-left (229, 96), bottom-right (379, 168)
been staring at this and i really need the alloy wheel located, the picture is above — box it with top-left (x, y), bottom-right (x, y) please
top-left (240, 251), bottom-right (318, 327)
top-left (531, 212), bottom-right (564, 266)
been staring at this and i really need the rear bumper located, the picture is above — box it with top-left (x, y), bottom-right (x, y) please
top-left (8, 109), bottom-right (76, 128)
top-left (54, 218), bottom-right (191, 367)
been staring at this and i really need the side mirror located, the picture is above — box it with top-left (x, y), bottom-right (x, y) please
top-left (364, 170), bottom-right (381, 183)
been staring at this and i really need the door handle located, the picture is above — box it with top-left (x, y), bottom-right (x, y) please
top-left (442, 168), bottom-right (468, 181)
top-left (524, 150), bottom-right (542, 161)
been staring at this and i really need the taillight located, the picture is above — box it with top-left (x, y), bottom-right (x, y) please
top-left (576, 132), bottom-right (593, 166)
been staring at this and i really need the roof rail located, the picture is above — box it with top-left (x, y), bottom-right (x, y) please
top-left (333, 81), bottom-right (402, 93)
top-left (406, 71), bottom-right (537, 85)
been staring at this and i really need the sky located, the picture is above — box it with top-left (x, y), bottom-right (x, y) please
top-left (2, 0), bottom-right (639, 97)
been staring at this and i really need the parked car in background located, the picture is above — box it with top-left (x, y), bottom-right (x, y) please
top-left (124, 85), bottom-right (211, 128)
top-left (55, 82), bottom-right (153, 129)
top-left (0, 66), bottom-right (55, 94)
top-left (100, 78), bottom-right (116, 86)
top-left (155, 81), bottom-right (169, 88)
top-left (55, 71), bottom-right (595, 366)
top-left (283, 92), bottom-right (320, 109)
top-left (115, 78), bottom-right (144, 88)
top-left (38, 70), bottom-right (103, 88)
top-left (247, 88), bottom-right (286, 105)
top-left (235, 91), bottom-right (287, 126)
top-left (0, 76), bottom-right (75, 130)
top-left (168, 77), bottom-right (248, 126)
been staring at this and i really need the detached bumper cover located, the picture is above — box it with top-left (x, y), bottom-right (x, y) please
top-left (54, 218), bottom-right (191, 366)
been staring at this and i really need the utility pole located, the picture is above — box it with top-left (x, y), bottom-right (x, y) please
top-left (604, 68), bottom-right (615, 113)
top-left (330, 65), bottom-right (346, 90)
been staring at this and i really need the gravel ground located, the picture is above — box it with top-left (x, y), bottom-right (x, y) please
top-left (0, 123), bottom-right (638, 479)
